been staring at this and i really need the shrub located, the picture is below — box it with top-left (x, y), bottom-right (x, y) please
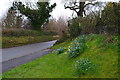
top-left (68, 35), bottom-right (87, 58)
top-left (101, 2), bottom-right (119, 35)
top-left (81, 14), bottom-right (97, 34)
top-left (75, 58), bottom-right (96, 76)
top-left (55, 35), bottom-right (87, 56)
top-left (68, 17), bottom-right (82, 38)
top-left (68, 44), bottom-right (84, 58)
top-left (56, 47), bottom-right (66, 54)
top-left (3, 29), bottom-right (40, 37)
top-left (74, 35), bottom-right (86, 43)
top-left (112, 36), bottom-right (118, 44)
top-left (43, 16), bottom-right (68, 36)
top-left (2, 29), bottom-right (57, 37)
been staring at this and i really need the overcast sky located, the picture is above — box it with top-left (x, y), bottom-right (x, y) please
top-left (0, 0), bottom-right (119, 20)
top-left (0, 0), bottom-right (75, 20)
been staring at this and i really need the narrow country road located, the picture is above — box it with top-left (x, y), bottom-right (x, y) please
top-left (2, 40), bottom-right (57, 62)
top-left (1, 40), bottom-right (57, 73)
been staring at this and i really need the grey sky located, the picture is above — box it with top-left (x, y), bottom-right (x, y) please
top-left (0, 0), bottom-right (119, 20)
top-left (0, 0), bottom-right (75, 20)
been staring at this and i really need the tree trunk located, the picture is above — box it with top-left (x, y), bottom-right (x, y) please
top-left (77, 2), bottom-right (85, 17)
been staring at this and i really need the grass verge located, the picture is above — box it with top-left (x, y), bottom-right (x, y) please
top-left (2, 30), bottom-right (59, 48)
top-left (2, 36), bottom-right (59, 48)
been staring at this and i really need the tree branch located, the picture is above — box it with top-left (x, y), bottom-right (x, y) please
top-left (83, 10), bottom-right (86, 16)
top-left (64, 5), bottom-right (78, 13)
top-left (84, 3), bottom-right (96, 8)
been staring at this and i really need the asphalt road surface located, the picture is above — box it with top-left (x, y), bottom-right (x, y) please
top-left (1, 40), bottom-right (57, 73)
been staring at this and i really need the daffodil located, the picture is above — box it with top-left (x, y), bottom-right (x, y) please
top-left (64, 52), bottom-right (67, 54)
top-left (68, 49), bottom-right (70, 51)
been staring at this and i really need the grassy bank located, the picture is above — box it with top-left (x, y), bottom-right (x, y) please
top-left (2, 30), bottom-right (59, 48)
top-left (2, 36), bottom-right (58, 48)
top-left (2, 34), bottom-right (118, 78)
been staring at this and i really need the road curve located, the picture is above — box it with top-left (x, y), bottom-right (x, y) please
top-left (2, 40), bottom-right (57, 62)
top-left (1, 40), bottom-right (57, 73)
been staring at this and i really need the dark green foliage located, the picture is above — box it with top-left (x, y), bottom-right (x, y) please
top-left (68, 17), bottom-right (82, 38)
top-left (55, 35), bottom-right (87, 57)
top-left (74, 35), bottom-right (86, 43)
top-left (75, 58), bottom-right (96, 76)
top-left (68, 35), bottom-right (87, 58)
top-left (56, 47), bottom-right (66, 54)
top-left (67, 2), bottom-right (120, 36)
top-left (68, 44), bottom-right (84, 58)
top-left (11, 2), bottom-right (56, 30)
top-left (101, 2), bottom-right (120, 35)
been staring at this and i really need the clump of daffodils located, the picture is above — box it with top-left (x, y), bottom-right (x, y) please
top-left (56, 47), bottom-right (66, 54)
top-left (67, 35), bottom-right (87, 58)
top-left (56, 35), bottom-right (87, 58)
top-left (75, 58), bottom-right (96, 76)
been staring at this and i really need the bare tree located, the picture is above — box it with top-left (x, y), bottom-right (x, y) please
top-left (2, 8), bottom-right (23, 29)
top-left (3, 8), bottom-right (16, 29)
top-left (43, 16), bottom-right (68, 35)
top-left (64, 0), bottom-right (99, 17)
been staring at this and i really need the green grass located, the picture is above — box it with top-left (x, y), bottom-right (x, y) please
top-left (2, 29), bottom-right (59, 48)
top-left (2, 36), bottom-right (59, 48)
top-left (3, 52), bottom-right (76, 78)
top-left (51, 39), bottom-right (72, 49)
top-left (2, 34), bottom-right (118, 78)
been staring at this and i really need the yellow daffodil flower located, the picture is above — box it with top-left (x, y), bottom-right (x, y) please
top-left (68, 49), bottom-right (70, 51)
top-left (68, 46), bottom-right (70, 48)
top-left (64, 52), bottom-right (67, 54)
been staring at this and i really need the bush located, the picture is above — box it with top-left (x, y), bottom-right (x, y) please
top-left (101, 2), bottom-right (119, 35)
top-left (68, 17), bottom-right (82, 38)
top-left (68, 35), bottom-right (87, 58)
top-left (74, 35), bottom-right (86, 43)
top-left (2, 29), bottom-right (40, 37)
top-left (68, 44), bottom-right (84, 58)
top-left (81, 15), bottom-right (97, 34)
top-left (2, 29), bottom-right (57, 37)
top-left (56, 47), bottom-right (66, 54)
top-left (75, 58), bottom-right (96, 76)
top-left (55, 35), bottom-right (87, 57)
